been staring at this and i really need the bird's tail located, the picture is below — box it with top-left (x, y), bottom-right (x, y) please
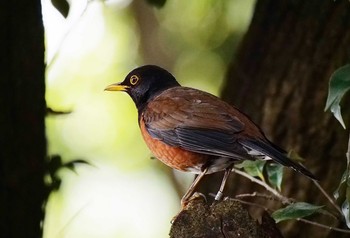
top-left (239, 138), bottom-right (317, 180)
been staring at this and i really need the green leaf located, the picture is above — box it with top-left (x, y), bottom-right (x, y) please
top-left (342, 187), bottom-right (350, 228)
top-left (235, 160), bottom-right (266, 181)
top-left (272, 202), bottom-right (324, 223)
top-left (325, 64), bottom-right (350, 129)
top-left (333, 134), bottom-right (350, 228)
top-left (334, 169), bottom-right (348, 200)
top-left (266, 163), bottom-right (283, 191)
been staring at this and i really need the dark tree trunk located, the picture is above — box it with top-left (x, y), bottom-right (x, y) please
top-left (0, 1), bottom-right (46, 237)
top-left (199, 1), bottom-right (350, 237)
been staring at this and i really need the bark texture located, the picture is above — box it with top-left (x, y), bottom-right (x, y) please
top-left (0, 1), bottom-right (46, 237)
top-left (198, 1), bottom-right (350, 237)
top-left (170, 194), bottom-right (283, 238)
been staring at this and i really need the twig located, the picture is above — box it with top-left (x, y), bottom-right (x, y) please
top-left (231, 168), bottom-right (350, 233)
top-left (298, 218), bottom-right (350, 234)
top-left (232, 198), bottom-right (350, 234)
top-left (297, 132), bottom-right (350, 233)
top-left (233, 168), bottom-right (338, 220)
top-left (232, 168), bottom-right (292, 204)
top-left (313, 180), bottom-right (342, 216)
top-left (235, 192), bottom-right (280, 201)
top-left (230, 198), bottom-right (269, 211)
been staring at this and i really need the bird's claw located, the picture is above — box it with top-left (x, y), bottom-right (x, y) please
top-left (180, 192), bottom-right (206, 209)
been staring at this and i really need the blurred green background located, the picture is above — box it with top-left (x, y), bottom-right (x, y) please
top-left (42, 0), bottom-right (255, 237)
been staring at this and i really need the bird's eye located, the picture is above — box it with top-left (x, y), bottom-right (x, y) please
top-left (130, 75), bottom-right (140, 85)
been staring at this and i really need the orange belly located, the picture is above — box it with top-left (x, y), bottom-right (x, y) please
top-left (140, 119), bottom-right (208, 172)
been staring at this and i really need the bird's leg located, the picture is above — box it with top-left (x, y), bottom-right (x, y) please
top-left (215, 165), bottom-right (233, 201)
top-left (181, 167), bottom-right (208, 208)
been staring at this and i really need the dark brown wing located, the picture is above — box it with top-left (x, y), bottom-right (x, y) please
top-left (142, 87), bottom-right (255, 159)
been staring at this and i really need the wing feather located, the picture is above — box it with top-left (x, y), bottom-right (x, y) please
top-left (143, 87), bottom-right (247, 158)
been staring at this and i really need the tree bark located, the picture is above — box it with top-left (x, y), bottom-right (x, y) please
top-left (170, 195), bottom-right (283, 238)
top-left (0, 1), bottom-right (46, 237)
top-left (198, 1), bottom-right (350, 237)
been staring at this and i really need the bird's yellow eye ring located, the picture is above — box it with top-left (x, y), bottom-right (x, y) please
top-left (130, 75), bottom-right (140, 85)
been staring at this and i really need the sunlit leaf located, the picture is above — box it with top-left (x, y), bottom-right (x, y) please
top-left (325, 64), bottom-right (350, 129)
top-left (235, 160), bottom-right (266, 181)
top-left (266, 163), bottom-right (283, 191)
top-left (272, 202), bottom-right (324, 223)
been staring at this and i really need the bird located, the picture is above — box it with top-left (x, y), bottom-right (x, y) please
top-left (105, 65), bottom-right (316, 206)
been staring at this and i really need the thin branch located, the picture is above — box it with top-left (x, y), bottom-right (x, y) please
top-left (230, 198), bottom-right (269, 211)
top-left (232, 198), bottom-right (350, 234)
top-left (232, 168), bottom-right (292, 204)
top-left (235, 192), bottom-right (280, 201)
top-left (313, 180), bottom-right (342, 215)
top-left (233, 168), bottom-right (339, 220)
top-left (297, 132), bottom-right (350, 233)
top-left (298, 218), bottom-right (350, 234)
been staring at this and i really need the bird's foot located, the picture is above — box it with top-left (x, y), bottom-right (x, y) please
top-left (180, 192), bottom-right (206, 209)
top-left (214, 191), bottom-right (224, 201)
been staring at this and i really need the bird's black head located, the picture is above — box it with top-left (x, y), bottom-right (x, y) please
top-left (105, 65), bottom-right (180, 112)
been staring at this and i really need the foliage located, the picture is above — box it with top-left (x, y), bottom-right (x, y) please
top-left (272, 202), bottom-right (323, 223)
top-left (325, 64), bottom-right (350, 129)
top-left (266, 163), bottom-right (283, 191)
top-left (235, 160), bottom-right (266, 181)
top-left (325, 64), bottom-right (350, 228)
top-left (235, 160), bottom-right (283, 191)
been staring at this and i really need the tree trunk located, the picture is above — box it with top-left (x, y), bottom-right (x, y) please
top-left (199, 1), bottom-right (350, 237)
top-left (0, 1), bottom-right (46, 237)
